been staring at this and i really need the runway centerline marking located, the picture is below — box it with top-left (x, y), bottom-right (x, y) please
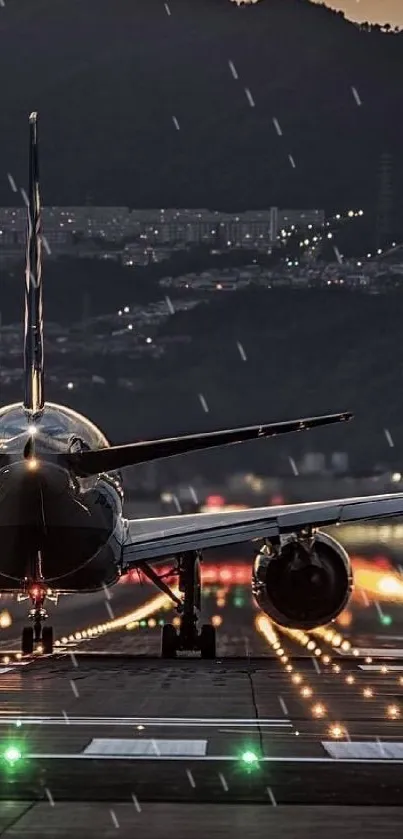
top-left (278, 696), bottom-right (289, 716)
top-left (218, 727), bottom-right (290, 734)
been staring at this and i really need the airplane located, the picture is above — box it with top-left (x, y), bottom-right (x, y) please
top-left (2, 113), bottom-right (402, 660)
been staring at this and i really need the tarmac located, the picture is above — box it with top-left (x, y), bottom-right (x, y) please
top-left (0, 567), bottom-right (402, 837)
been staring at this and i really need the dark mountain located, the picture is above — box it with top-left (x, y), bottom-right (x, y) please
top-left (0, 0), bottom-right (402, 221)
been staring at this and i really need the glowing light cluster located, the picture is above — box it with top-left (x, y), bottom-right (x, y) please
top-left (55, 589), bottom-right (181, 648)
top-left (255, 615), bottom-right (346, 739)
top-left (125, 563), bottom-right (252, 587)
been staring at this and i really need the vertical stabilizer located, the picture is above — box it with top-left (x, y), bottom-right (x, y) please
top-left (23, 111), bottom-right (44, 415)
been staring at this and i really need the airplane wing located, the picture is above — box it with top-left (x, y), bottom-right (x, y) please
top-left (121, 491), bottom-right (403, 565)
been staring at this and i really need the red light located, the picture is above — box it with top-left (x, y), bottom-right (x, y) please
top-left (271, 495), bottom-right (285, 506)
top-left (120, 562), bottom-right (251, 588)
top-left (205, 495), bottom-right (225, 508)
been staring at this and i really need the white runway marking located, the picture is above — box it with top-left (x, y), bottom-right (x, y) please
top-left (84, 739), bottom-right (208, 757)
top-left (0, 715), bottom-right (291, 727)
top-left (323, 741), bottom-right (403, 760)
top-left (24, 753), bottom-right (403, 764)
top-left (353, 648), bottom-right (403, 658)
top-left (375, 635), bottom-right (403, 642)
top-left (278, 696), bottom-right (289, 716)
top-left (219, 725), bottom-right (291, 734)
top-left (359, 664), bottom-right (403, 672)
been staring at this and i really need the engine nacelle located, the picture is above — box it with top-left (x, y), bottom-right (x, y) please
top-left (252, 530), bottom-right (353, 630)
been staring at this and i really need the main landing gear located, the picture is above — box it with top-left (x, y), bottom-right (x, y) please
top-left (19, 582), bottom-right (54, 656)
top-left (138, 551), bottom-right (216, 659)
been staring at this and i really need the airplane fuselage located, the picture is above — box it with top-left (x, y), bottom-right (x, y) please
top-left (0, 401), bottom-right (125, 594)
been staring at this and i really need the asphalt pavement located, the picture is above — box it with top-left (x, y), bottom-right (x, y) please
top-left (0, 561), bottom-right (403, 837)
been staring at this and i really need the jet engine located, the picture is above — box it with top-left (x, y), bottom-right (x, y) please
top-left (252, 531), bottom-right (353, 630)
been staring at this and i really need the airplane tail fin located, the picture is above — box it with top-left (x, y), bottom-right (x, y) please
top-left (23, 111), bottom-right (45, 416)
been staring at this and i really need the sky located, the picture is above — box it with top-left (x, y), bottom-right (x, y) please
top-left (311, 0), bottom-right (403, 26)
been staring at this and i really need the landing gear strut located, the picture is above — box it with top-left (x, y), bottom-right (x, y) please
top-left (139, 551), bottom-right (216, 659)
top-left (20, 579), bottom-right (54, 656)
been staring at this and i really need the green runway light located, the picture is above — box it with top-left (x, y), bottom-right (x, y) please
top-left (140, 620), bottom-right (147, 627)
top-left (241, 750), bottom-right (259, 765)
top-left (381, 614), bottom-right (392, 626)
top-left (4, 746), bottom-right (22, 765)
top-left (234, 597), bottom-right (244, 607)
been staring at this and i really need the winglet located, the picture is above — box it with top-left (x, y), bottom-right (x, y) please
top-left (23, 111), bottom-right (44, 416)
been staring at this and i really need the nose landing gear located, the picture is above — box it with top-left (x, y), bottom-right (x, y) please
top-left (20, 583), bottom-right (54, 655)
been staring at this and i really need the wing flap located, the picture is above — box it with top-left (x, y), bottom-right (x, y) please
top-left (122, 492), bottom-right (403, 564)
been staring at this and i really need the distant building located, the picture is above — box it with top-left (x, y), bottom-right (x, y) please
top-left (0, 205), bottom-right (325, 265)
top-left (277, 209), bottom-right (325, 230)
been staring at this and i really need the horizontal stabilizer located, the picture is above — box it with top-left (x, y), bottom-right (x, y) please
top-left (67, 411), bottom-right (353, 477)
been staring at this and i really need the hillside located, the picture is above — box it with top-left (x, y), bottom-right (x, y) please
top-left (0, 0), bottom-right (402, 221)
top-left (1, 286), bottom-right (403, 475)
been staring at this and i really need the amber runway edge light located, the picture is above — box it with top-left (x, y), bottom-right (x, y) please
top-left (255, 614), bottom-right (349, 741)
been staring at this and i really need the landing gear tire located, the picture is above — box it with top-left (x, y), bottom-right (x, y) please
top-left (42, 626), bottom-right (54, 655)
top-left (161, 623), bottom-right (178, 658)
top-left (200, 624), bottom-right (216, 659)
top-left (21, 626), bottom-right (34, 656)
top-left (141, 551), bottom-right (218, 659)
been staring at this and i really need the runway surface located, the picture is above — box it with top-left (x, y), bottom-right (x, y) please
top-left (0, 557), bottom-right (403, 837)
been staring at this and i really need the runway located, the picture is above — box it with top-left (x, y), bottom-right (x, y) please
top-left (1, 559), bottom-right (403, 837)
